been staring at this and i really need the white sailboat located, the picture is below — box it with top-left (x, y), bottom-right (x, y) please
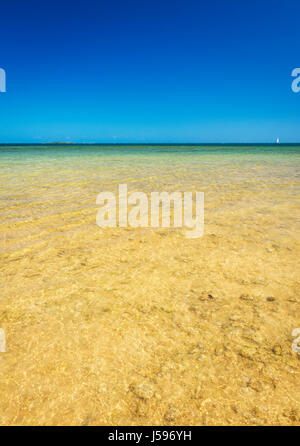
top-left (276, 138), bottom-right (280, 144)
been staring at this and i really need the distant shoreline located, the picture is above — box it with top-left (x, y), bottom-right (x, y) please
top-left (0, 142), bottom-right (300, 146)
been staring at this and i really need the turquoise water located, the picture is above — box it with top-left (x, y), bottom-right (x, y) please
top-left (1, 143), bottom-right (299, 189)
top-left (1, 144), bottom-right (299, 174)
top-left (1, 143), bottom-right (299, 210)
top-left (0, 144), bottom-right (299, 250)
top-left (1, 143), bottom-right (300, 158)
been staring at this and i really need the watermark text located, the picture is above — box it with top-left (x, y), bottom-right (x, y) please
top-left (0, 329), bottom-right (6, 352)
top-left (292, 328), bottom-right (300, 353)
top-left (96, 185), bottom-right (204, 238)
top-left (0, 68), bottom-right (6, 93)
top-left (291, 68), bottom-right (300, 93)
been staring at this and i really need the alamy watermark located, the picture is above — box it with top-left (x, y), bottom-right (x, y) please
top-left (292, 328), bottom-right (300, 354)
top-left (0, 328), bottom-right (5, 352)
top-left (0, 68), bottom-right (6, 93)
top-left (1, 67), bottom-right (300, 94)
top-left (96, 184), bottom-right (204, 238)
top-left (291, 68), bottom-right (300, 93)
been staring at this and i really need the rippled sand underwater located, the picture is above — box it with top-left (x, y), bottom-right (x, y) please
top-left (0, 144), bottom-right (300, 425)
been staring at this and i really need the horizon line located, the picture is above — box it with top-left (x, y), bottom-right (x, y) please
top-left (1, 142), bottom-right (300, 146)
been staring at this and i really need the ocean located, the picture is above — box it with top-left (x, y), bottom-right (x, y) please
top-left (0, 144), bottom-right (299, 425)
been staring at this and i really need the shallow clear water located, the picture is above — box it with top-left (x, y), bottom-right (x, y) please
top-left (1, 144), bottom-right (300, 425)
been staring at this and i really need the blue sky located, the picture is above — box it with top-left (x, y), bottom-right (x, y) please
top-left (0, 0), bottom-right (299, 143)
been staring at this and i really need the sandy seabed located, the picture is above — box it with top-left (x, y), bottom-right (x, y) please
top-left (0, 146), bottom-right (299, 425)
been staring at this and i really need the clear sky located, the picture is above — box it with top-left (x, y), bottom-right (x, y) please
top-left (0, 0), bottom-right (299, 143)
